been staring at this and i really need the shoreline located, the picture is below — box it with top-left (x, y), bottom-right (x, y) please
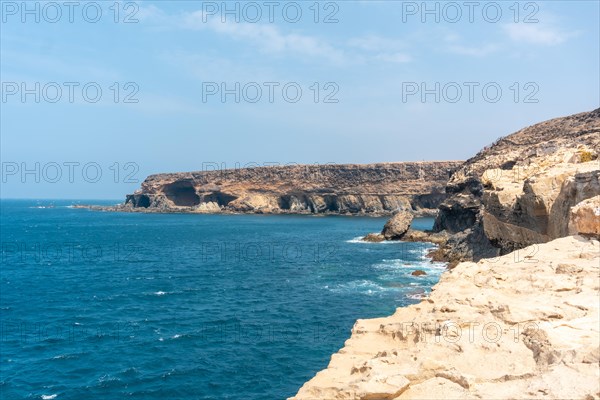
top-left (73, 204), bottom-right (440, 219)
top-left (291, 235), bottom-right (600, 399)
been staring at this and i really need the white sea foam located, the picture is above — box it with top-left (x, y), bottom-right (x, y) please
top-left (406, 292), bottom-right (429, 300)
top-left (329, 279), bottom-right (393, 295)
top-left (154, 291), bottom-right (166, 296)
top-left (374, 259), bottom-right (446, 273)
top-left (41, 395), bottom-right (57, 400)
top-left (346, 236), bottom-right (402, 244)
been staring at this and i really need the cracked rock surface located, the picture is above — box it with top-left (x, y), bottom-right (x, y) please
top-left (291, 236), bottom-right (600, 400)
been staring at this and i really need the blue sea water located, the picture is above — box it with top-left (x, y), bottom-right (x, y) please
top-left (0, 200), bottom-right (446, 400)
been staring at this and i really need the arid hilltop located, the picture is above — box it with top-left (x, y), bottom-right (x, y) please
top-left (117, 162), bottom-right (462, 215)
top-left (433, 108), bottom-right (600, 261)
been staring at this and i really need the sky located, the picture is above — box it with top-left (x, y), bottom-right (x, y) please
top-left (1, 0), bottom-right (599, 199)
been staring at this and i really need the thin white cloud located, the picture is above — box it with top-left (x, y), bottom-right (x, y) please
top-left (375, 52), bottom-right (412, 64)
top-left (447, 44), bottom-right (499, 57)
top-left (145, 9), bottom-right (347, 64)
top-left (348, 34), bottom-right (412, 64)
top-left (503, 24), bottom-right (578, 46)
top-left (443, 33), bottom-right (461, 43)
top-left (138, 6), bottom-right (411, 65)
top-left (348, 35), bottom-right (406, 52)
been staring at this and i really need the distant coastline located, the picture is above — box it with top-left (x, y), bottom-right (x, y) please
top-left (85, 161), bottom-right (463, 217)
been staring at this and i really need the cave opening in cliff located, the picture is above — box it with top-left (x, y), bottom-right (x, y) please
top-left (202, 192), bottom-right (238, 206)
top-left (279, 195), bottom-right (292, 210)
top-left (162, 181), bottom-right (201, 207)
top-left (137, 195), bottom-right (151, 208)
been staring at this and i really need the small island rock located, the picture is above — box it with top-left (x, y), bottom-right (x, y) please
top-left (382, 210), bottom-right (414, 240)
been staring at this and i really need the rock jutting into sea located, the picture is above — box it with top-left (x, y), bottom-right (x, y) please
top-left (291, 235), bottom-right (600, 399)
top-left (382, 210), bottom-right (414, 240)
top-left (293, 109), bottom-right (600, 399)
top-left (103, 162), bottom-right (463, 216)
top-left (378, 108), bottom-right (600, 262)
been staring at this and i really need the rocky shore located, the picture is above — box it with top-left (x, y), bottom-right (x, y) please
top-left (291, 235), bottom-right (600, 399)
top-left (294, 109), bottom-right (600, 398)
top-left (96, 162), bottom-right (462, 216)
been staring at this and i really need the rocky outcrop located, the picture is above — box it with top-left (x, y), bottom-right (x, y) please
top-left (432, 109), bottom-right (600, 261)
top-left (291, 235), bottom-right (600, 399)
top-left (480, 162), bottom-right (599, 253)
top-left (118, 162), bottom-right (462, 215)
top-left (363, 233), bottom-right (386, 242)
top-left (382, 211), bottom-right (414, 240)
top-left (569, 195), bottom-right (600, 238)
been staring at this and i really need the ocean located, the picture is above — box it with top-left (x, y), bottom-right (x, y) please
top-left (0, 200), bottom-right (446, 399)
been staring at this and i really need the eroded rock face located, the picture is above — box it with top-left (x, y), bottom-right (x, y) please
top-left (433, 108), bottom-right (600, 260)
top-left (382, 211), bottom-right (414, 240)
top-left (121, 162), bottom-right (462, 215)
top-left (569, 195), bottom-right (600, 238)
top-left (481, 162), bottom-right (600, 253)
top-left (291, 236), bottom-right (600, 400)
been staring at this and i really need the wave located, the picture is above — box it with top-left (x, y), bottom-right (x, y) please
top-left (374, 259), bottom-right (446, 272)
top-left (51, 354), bottom-right (79, 360)
top-left (405, 292), bottom-right (429, 300)
top-left (327, 279), bottom-right (395, 295)
top-left (346, 236), bottom-right (404, 244)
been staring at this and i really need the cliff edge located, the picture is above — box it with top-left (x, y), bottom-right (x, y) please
top-left (435, 109), bottom-right (599, 261)
top-left (117, 162), bottom-right (462, 215)
top-left (293, 110), bottom-right (600, 399)
top-left (291, 235), bottom-right (600, 399)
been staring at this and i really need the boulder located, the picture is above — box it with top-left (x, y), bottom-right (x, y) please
top-left (362, 233), bottom-right (385, 242)
top-left (382, 211), bottom-right (413, 240)
top-left (411, 270), bottom-right (427, 276)
top-left (569, 195), bottom-right (600, 238)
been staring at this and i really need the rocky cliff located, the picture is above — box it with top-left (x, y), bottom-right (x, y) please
top-left (293, 109), bottom-right (600, 399)
top-left (118, 162), bottom-right (462, 215)
top-left (432, 109), bottom-right (600, 261)
top-left (291, 235), bottom-right (600, 399)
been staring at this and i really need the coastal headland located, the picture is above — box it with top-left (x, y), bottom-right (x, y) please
top-left (94, 162), bottom-right (463, 216)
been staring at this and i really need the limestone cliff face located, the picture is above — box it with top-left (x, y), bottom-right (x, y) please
top-left (433, 109), bottom-right (600, 261)
top-left (293, 110), bottom-right (600, 399)
top-left (569, 195), bottom-right (600, 237)
top-left (121, 162), bottom-right (462, 215)
top-left (291, 236), bottom-right (600, 399)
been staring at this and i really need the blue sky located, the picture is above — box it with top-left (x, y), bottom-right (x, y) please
top-left (1, 0), bottom-right (599, 199)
